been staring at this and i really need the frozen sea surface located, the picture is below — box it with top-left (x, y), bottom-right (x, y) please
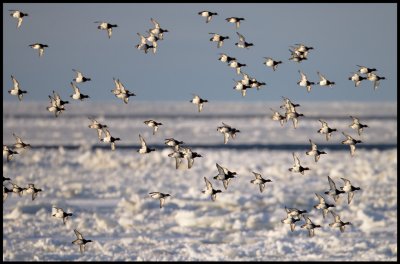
top-left (3, 101), bottom-right (397, 147)
top-left (3, 102), bottom-right (397, 261)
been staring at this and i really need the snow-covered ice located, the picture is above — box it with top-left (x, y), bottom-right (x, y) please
top-left (3, 102), bottom-right (397, 261)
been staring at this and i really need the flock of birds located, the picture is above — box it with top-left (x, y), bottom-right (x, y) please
top-left (4, 7), bottom-right (386, 255)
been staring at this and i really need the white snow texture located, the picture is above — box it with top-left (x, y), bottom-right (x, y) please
top-left (3, 102), bottom-right (397, 261)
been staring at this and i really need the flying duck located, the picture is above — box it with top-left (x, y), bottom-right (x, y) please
top-left (149, 18), bottom-right (169, 40)
top-left (164, 138), bottom-right (184, 151)
top-left (293, 43), bottom-right (314, 53)
top-left (202, 177), bottom-right (222, 201)
top-left (3, 145), bottom-right (18, 162)
top-left (285, 207), bottom-right (307, 220)
top-left (190, 94), bottom-right (208, 112)
top-left (313, 193), bottom-right (335, 218)
top-left (264, 57), bottom-right (282, 71)
top-left (218, 53), bottom-right (236, 63)
top-left (301, 215), bottom-right (321, 237)
top-left (137, 134), bottom-right (155, 154)
top-left (341, 131), bottom-right (362, 156)
top-left (249, 79), bottom-right (266, 90)
top-left (94, 21), bottom-right (118, 39)
top-left (228, 60), bottom-right (247, 75)
top-left (145, 30), bottom-right (160, 44)
top-left (168, 150), bottom-right (185, 169)
top-left (289, 44), bottom-right (312, 62)
top-left (88, 118), bottom-right (108, 140)
top-left (213, 163), bottom-right (237, 190)
top-left (25, 184), bottom-right (42, 201)
top-left (52, 206), bottom-right (73, 225)
top-left (198, 11), bottom-right (218, 23)
top-left (348, 72), bottom-right (366, 87)
top-left (235, 32), bottom-right (254, 49)
top-left (8, 75), bottom-right (27, 101)
top-left (11, 183), bottom-right (26, 197)
top-left (111, 77), bottom-right (124, 96)
top-left (325, 176), bottom-right (345, 203)
top-left (316, 71), bottom-right (335, 87)
top-left (181, 146), bottom-right (202, 169)
top-left (339, 177), bottom-right (361, 204)
top-left (349, 116), bottom-right (368, 136)
top-left (136, 32), bottom-right (147, 51)
top-left (318, 119), bottom-right (337, 141)
top-left (239, 72), bottom-right (251, 86)
top-left (46, 94), bottom-right (65, 118)
top-left (270, 108), bottom-right (286, 127)
top-left (281, 215), bottom-right (300, 232)
top-left (217, 122), bottom-right (240, 144)
top-left (144, 120), bottom-right (163, 135)
top-left (209, 33), bottom-right (229, 48)
top-left (288, 48), bottom-right (308, 63)
top-left (52, 90), bottom-right (69, 107)
top-left (225, 17), bottom-right (245, 29)
top-left (285, 110), bottom-right (304, 129)
top-left (305, 139), bottom-right (327, 162)
top-left (70, 82), bottom-right (90, 101)
top-left (12, 133), bottom-right (31, 150)
top-left (356, 65), bottom-right (376, 74)
top-left (290, 44), bottom-right (313, 61)
top-left (297, 70), bottom-right (315, 93)
top-left (136, 41), bottom-right (157, 54)
top-left (29, 43), bottom-right (48, 57)
top-left (233, 79), bottom-right (251, 97)
top-left (101, 128), bottom-right (121, 151)
top-left (72, 69), bottom-right (91, 83)
top-left (112, 78), bottom-right (136, 104)
top-left (329, 211), bottom-right (351, 233)
top-left (280, 96), bottom-right (300, 113)
top-left (250, 172), bottom-right (272, 193)
top-left (367, 72), bottom-right (386, 90)
top-left (288, 152), bottom-right (310, 175)
top-left (72, 229), bottom-right (93, 254)
top-left (149, 192), bottom-right (171, 208)
top-left (9, 10), bottom-right (28, 28)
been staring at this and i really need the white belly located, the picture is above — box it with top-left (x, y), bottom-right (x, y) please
top-left (319, 80), bottom-right (327, 86)
top-left (10, 89), bottom-right (19, 95)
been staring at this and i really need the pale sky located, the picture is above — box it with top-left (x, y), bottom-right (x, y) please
top-left (3, 3), bottom-right (397, 102)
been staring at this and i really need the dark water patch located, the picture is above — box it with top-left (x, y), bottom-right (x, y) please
top-left (3, 113), bottom-right (397, 120)
top-left (29, 143), bottom-right (397, 151)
